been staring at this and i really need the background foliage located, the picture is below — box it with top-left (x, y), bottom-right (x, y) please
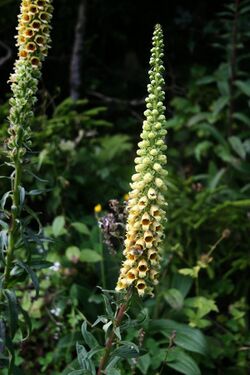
top-left (0, 0), bottom-right (249, 374)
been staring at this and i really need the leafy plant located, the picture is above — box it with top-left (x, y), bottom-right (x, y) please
top-left (0, 0), bottom-right (53, 371)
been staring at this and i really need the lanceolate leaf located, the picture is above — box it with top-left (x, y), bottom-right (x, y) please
top-left (5, 334), bottom-right (16, 374)
top-left (18, 306), bottom-right (32, 341)
top-left (0, 320), bottom-right (6, 354)
top-left (76, 343), bottom-right (96, 373)
top-left (0, 230), bottom-right (8, 262)
top-left (112, 342), bottom-right (140, 359)
top-left (149, 319), bottom-right (207, 355)
top-left (167, 347), bottom-right (201, 375)
top-left (0, 191), bottom-right (12, 210)
top-left (3, 290), bottom-right (19, 339)
top-left (234, 79), bottom-right (250, 96)
top-left (81, 321), bottom-right (99, 349)
top-left (228, 136), bottom-right (246, 160)
top-left (15, 260), bottom-right (39, 298)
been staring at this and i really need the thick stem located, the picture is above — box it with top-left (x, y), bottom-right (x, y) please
top-left (3, 157), bottom-right (22, 287)
top-left (97, 292), bottom-right (131, 375)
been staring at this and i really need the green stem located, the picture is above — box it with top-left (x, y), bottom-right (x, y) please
top-left (97, 291), bottom-right (131, 374)
top-left (3, 157), bottom-right (22, 287)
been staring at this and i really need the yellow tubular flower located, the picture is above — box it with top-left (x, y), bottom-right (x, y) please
top-left (116, 24), bottom-right (167, 297)
top-left (16, 0), bottom-right (53, 68)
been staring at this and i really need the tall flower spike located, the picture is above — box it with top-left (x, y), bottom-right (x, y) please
top-left (7, 0), bottom-right (53, 162)
top-left (3, 1), bottom-right (53, 287)
top-left (116, 24), bottom-right (167, 297)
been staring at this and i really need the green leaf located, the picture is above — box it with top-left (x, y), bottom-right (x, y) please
top-left (1, 191), bottom-right (11, 210)
top-left (0, 220), bottom-right (8, 230)
top-left (19, 306), bottom-right (32, 341)
top-left (233, 112), bottom-right (250, 126)
top-left (171, 274), bottom-right (193, 298)
top-left (194, 141), bottom-right (213, 162)
top-left (137, 353), bottom-right (151, 374)
top-left (105, 356), bottom-right (120, 371)
top-left (211, 199), bottom-right (250, 214)
top-left (15, 260), bottom-right (39, 298)
top-left (239, 4), bottom-right (250, 15)
top-left (228, 136), bottom-right (246, 159)
top-left (210, 96), bottom-right (229, 115)
top-left (235, 80), bottom-right (250, 96)
top-left (98, 135), bottom-right (132, 161)
top-left (71, 222), bottom-right (90, 235)
top-left (0, 320), bottom-right (5, 353)
top-left (81, 321), bottom-right (99, 349)
top-left (179, 267), bottom-right (200, 278)
top-left (27, 189), bottom-right (50, 196)
top-left (83, 107), bottom-right (106, 117)
top-left (66, 246), bottom-right (81, 262)
top-left (52, 215), bottom-right (65, 237)
top-left (68, 371), bottom-right (92, 375)
top-left (5, 333), bottom-right (16, 373)
top-left (114, 327), bottom-right (121, 340)
top-left (209, 168), bottom-right (226, 190)
top-left (101, 293), bottom-right (114, 317)
top-left (19, 186), bottom-right (25, 206)
top-left (108, 369), bottom-right (121, 375)
top-left (164, 289), bottom-right (184, 310)
top-left (80, 249), bottom-right (102, 263)
top-left (187, 112), bottom-right (210, 127)
top-left (76, 342), bottom-right (96, 373)
top-left (196, 76), bottom-right (215, 85)
top-left (149, 319), bottom-right (207, 355)
top-left (199, 124), bottom-right (227, 147)
top-left (0, 230), bottom-right (8, 254)
top-left (185, 297), bottom-right (218, 318)
top-left (76, 343), bottom-right (88, 369)
top-left (4, 290), bottom-right (19, 339)
top-left (112, 342), bottom-right (140, 359)
top-left (167, 347), bottom-right (201, 375)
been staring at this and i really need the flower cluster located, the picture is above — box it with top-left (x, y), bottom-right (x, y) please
top-left (7, 0), bottom-right (53, 162)
top-left (116, 24), bottom-right (167, 296)
top-left (16, 0), bottom-right (53, 68)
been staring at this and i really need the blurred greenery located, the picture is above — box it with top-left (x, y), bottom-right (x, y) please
top-left (0, 0), bottom-right (250, 374)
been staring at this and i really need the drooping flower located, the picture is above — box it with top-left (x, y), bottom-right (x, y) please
top-left (116, 24), bottom-right (167, 296)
